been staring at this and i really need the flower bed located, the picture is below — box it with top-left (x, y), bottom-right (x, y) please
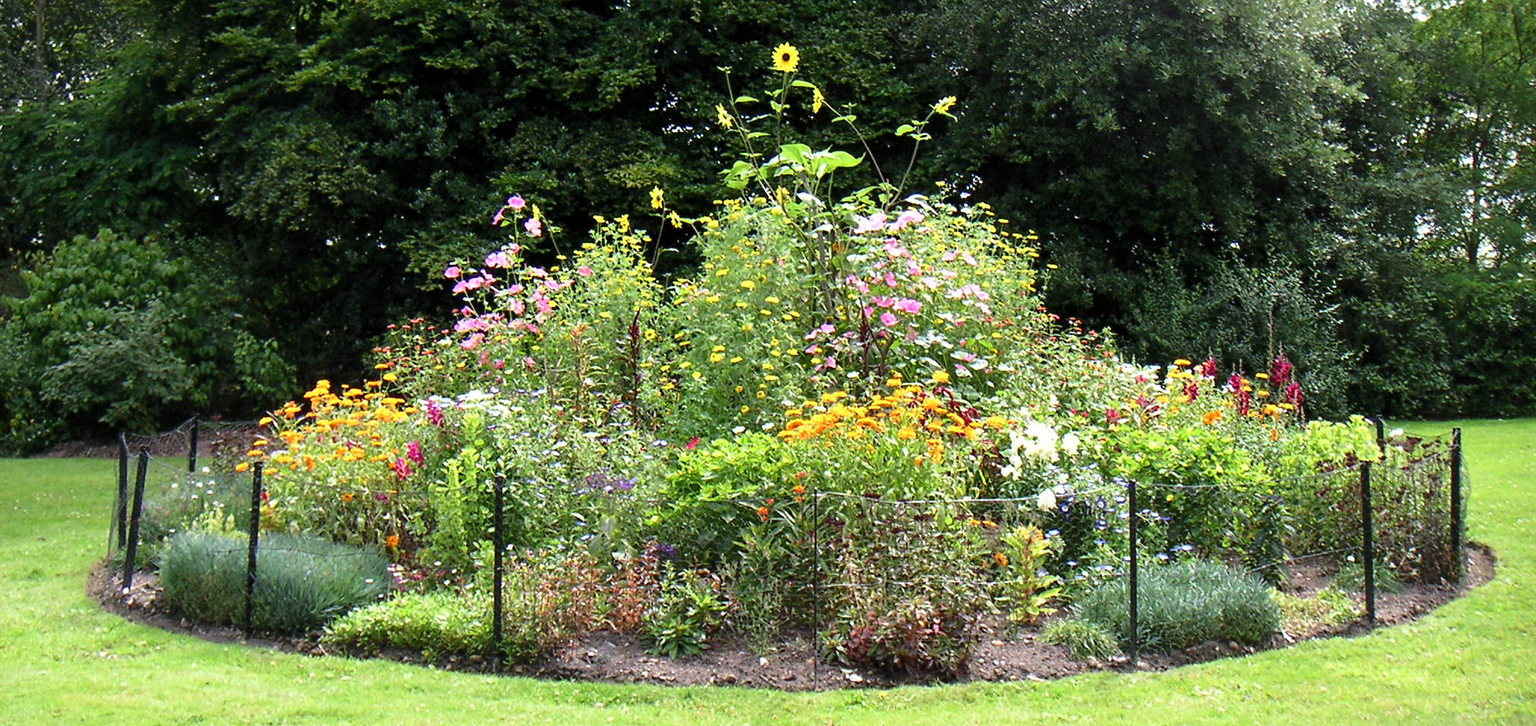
top-left (114, 47), bottom-right (1467, 682)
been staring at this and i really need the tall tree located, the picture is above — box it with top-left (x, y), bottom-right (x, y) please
top-left (1416, 0), bottom-right (1536, 267)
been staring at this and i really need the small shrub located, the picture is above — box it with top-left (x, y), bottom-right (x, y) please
top-left (641, 568), bottom-right (727, 658)
top-left (323, 591), bottom-right (491, 655)
top-left (1039, 618), bottom-right (1122, 661)
top-left (159, 531), bottom-right (389, 634)
top-left (1071, 559), bottom-right (1280, 652)
top-left (1273, 587), bottom-right (1361, 636)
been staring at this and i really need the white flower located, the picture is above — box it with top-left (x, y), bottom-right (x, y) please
top-left (1037, 487), bottom-right (1058, 511)
top-left (1061, 432), bottom-right (1081, 456)
top-left (1022, 420), bottom-right (1059, 462)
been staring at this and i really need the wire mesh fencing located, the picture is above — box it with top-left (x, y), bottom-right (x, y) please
top-left (104, 417), bottom-right (1468, 681)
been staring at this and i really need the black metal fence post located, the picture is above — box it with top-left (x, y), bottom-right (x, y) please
top-left (122, 449), bottom-right (149, 594)
top-left (188, 416), bottom-right (199, 474)
top-left (492, 476), bottom-right (505, 668)
top-left (1128, 478), bottom-right (1140, 664)
top-left (1451, 427), bottom-right (1464, 580)
top-left (115, 434), bottom-right (129, 552)
top-left (812, 488), bottom-right (821, 689)
top-left (1361, 461), bottom-right (1376, 627)
top-left (245, 462), bottom-right (263, 637)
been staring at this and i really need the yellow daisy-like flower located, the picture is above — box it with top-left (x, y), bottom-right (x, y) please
top-left (649, 186), bottom-right (665, 210)
top-left (933, 96), bottom-right (957, 115)
top-left (715, 103), bottom-right (734, 129)
top-left (771, 43), bottom-right (799, 73)
top-left (812, 87), bottom-right (825, 114)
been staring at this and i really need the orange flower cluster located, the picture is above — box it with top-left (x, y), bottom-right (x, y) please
top-left (778, 378), bottom-right (1009, 466)
top-left (238, 378), bottom-right (418, 475)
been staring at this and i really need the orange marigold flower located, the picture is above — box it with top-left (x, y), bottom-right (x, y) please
top-left (384, 535), bottom-right (400, 549)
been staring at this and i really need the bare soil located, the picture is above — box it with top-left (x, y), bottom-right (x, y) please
top-left (87, 544), bottom-right (1495, 691)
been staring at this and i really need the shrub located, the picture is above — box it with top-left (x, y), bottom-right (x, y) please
top-left (1070, 559), bottom-right (1280, 652)
top-left (0, 229), bottom-right (291, 452)
top-left (159, 532), bottom-right (389, 634)
top-left (1038, 619), bottom-right (1122, 661)
top-left (323, 591), bottom-right (491, 656)
top-left (641, 567), bottom-right (727, 658)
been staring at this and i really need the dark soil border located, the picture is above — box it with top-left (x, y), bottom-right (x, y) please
top-left (88, 543), bottom-right (1495, 691)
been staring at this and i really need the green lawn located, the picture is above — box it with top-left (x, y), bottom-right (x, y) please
top-left (2, 420), bottom-right (1533, 725)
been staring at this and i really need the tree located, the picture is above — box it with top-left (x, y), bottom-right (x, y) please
top-left (1416, 0), bottom-right (1536, 268)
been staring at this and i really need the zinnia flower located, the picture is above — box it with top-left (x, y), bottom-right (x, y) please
top-left (771, 43), bottom-right (799, 73)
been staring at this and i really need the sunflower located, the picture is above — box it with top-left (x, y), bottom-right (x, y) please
top-left (771, 43), bottom-right (799, 73)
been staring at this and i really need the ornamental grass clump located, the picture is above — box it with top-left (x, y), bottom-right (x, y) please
top-left (159, 531), bottom-right (389, 634)
top-left (1068, 559), bottom-right (1280, 652)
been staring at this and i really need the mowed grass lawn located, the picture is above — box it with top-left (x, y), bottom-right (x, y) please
top-left (1, 420), bottom-right (1533, 725)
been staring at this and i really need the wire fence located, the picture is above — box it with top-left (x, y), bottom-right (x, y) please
top-left (106, 416), bottom-right (1468, 682)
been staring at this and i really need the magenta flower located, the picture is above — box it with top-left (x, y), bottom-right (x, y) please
top-left (491, 209), bottom-right (505, 226)
top-left (406, 440), bottom-right (424, 466)
top-left (507, 195), bottom-right (526, 210)
top-left (880, 312), bottom-right (898, 327)
top-left (444, 265), bottom-right (462, 279)
top-left (894, 298), bottom-right (921, 314)
top-left (392, 458), bottom-right (413, 480)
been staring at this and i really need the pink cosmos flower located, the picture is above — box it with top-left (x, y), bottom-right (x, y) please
top-left (507, 195), bottom-right (526, 210)
top-left (894, 298), bottom-right (921, 314)
top-left (524, 217), bottom-right (543, 237)
top-left (491, 209), bottom-right (505, 226)
top-left (460, 333), bottom-right (484, 350)
top-left (890, 210), bottom-right (924, 231)
top-left (577, 266), bottom-right (593, 277)
top-left (444, 265), bottom-right (462, 279)
top-left (853, 212), bottom-right (888, 234)
top-left (485, 251), bottom-right (513, 268)
top-left (880, 312), bottom-right (898, 327)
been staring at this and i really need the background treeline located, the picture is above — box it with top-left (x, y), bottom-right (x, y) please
top-left (1, 0), bottom-right (1533, 452)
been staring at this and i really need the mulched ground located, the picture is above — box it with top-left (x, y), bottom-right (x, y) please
top-left (87, 544), bottom-right (1495, 691)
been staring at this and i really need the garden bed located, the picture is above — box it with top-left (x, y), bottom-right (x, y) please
top-left (89, 543), bottom-right (1493, 690)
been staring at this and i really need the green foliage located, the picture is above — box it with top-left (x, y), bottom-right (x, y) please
top-left (1333, 559), bottom-right (1405, 595)
top-left (641, 568), bottom-right (727, 658)
top-left (996, 525), bottom-right (1063, 625)
top-left (1273, 586), bottom-right (1361, 635)
top-left (1038, 618), bottom-right (1122, 661)
top-left (158, 531), bottom-right (390, 635)
top-left (323, 591), bottom-right (492, 656)
top-left (0, 230), bottom-right (290, 451)
top-left (1071, 560), bottom-right (1280, 652)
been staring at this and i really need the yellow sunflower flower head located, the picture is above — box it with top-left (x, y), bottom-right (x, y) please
top-left (772, 43), bottom-right (800, 73)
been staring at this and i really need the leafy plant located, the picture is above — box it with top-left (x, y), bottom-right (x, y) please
top-left (641, 568), bottom-right (727, 658)
top-left (323, 591), bottom-right (492, 656)
top-left (996, 525), bottom-right (1063, 625)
